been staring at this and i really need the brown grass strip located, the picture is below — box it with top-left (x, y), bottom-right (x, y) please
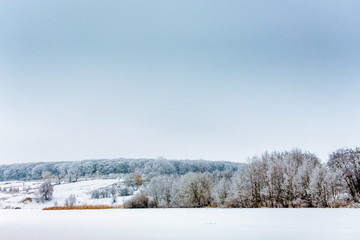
top-left (43, 205), bottom-right (124, 210)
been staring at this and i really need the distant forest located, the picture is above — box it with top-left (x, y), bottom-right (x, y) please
top-left (0, 158), bottom-right (240, 181)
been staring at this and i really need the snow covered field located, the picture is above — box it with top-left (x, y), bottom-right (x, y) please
top-left (0, 209), bottom-right (359, 240)
top-left (0, 179), bottom-right (124, 209)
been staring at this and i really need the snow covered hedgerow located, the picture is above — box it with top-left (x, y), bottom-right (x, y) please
top-left (36, 180), bottom-right (54, 203)
top-left (124, 191), bottom-right (149, 208)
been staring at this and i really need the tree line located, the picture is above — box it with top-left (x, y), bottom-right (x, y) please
top-left (2, 147), bottom-right (360, 208)
top-left (130, 148), bottom-right (359, 208)
top-left (0, 158), bottom-right (239, 182)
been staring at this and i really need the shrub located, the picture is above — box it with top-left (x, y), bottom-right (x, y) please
top-left (124, 191), bottom-right (149, 208)
top-left (64, 194), bottom-right (77, 207)
top-left (91, 189), bottom-right (101, 199)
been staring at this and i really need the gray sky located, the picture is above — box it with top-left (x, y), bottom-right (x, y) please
top-left (1, 0), bottom-right (360, 164)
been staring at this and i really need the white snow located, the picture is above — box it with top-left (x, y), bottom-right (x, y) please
top-left (0, 209), bottom-right (359, 240)
top-left (0, 179), bottom-right (128, 209)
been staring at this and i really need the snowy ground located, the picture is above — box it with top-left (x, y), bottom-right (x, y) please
top-left (0, 209), bottom-right (359, 240)
top-left (0, 179), bottom-right (129, 209)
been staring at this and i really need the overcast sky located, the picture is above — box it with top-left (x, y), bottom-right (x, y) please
top-left (1, 0), bottom-right (360, 164)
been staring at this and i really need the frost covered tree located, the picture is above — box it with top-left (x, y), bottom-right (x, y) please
top-left (177, 173), bottom-right (212, 207)
top-left (231, 163), bottom-right (257, 207)
top-left (146, 176), bottom-right (163, 207)
top-left (124, 174), bottom-right (143, 190)
top-left (230, 156), bottom-right (267, 208)
top-left (231, 149), bottom-right (321, 208)
top-left (37, 180), bottom-right (54, 202)
top-left (309, 165), bottom-right (344, 207)
top-left (146, 175), bottom-right (175, 207)
top-left (309, 165), bottom-right (331, 207)
top-left (212, 177), bottom-right (231, 206)
top-left (263, 152), bottom-right (286, 207)
top-left (328, 147), bottom-right (360, 202)
top-left (293, 159), bottom-right (318, 206)
top-left (281, 150), bottom-right (320, 207)
top-left (325, 168), bottom-right (346, 206)
top-left (55, 164), bottom-right (68, 184)
top-left (68, 163), bottom-right (81, 182)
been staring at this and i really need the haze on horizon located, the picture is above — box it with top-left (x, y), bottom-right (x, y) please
top-left (1, 1), bottom-right (360, 164)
